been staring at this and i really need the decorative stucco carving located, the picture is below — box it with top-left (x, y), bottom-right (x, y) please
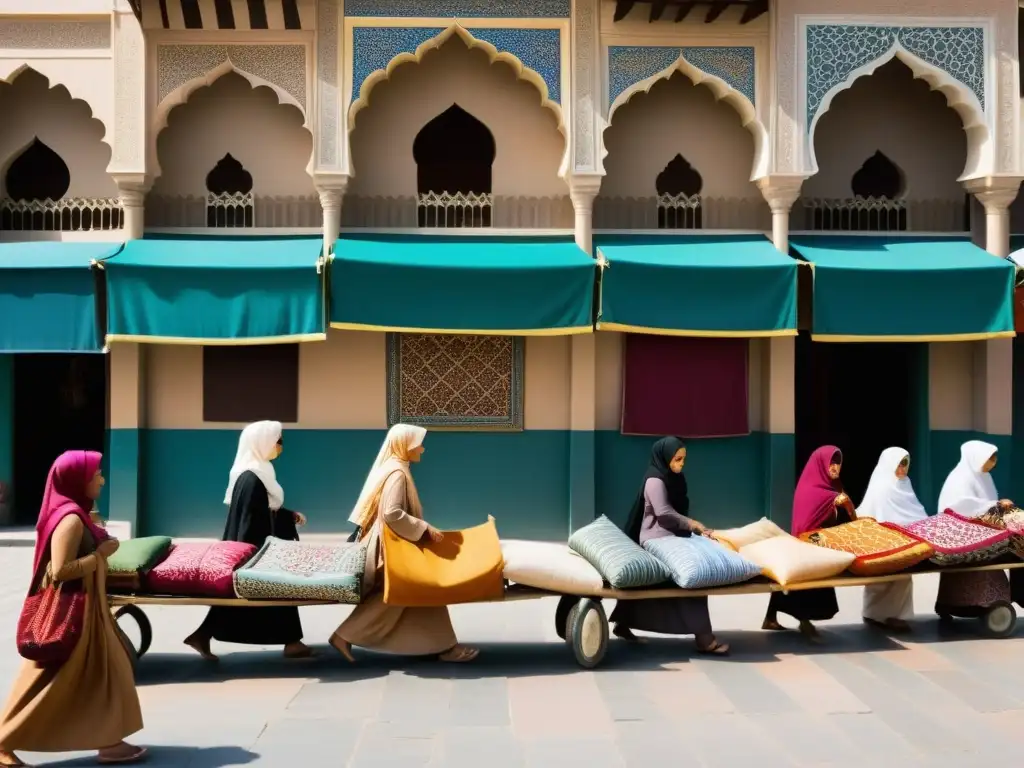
top-left (608, 46), bottom-right (756, 107)
top-left (572, 0), bottom-right (597, 172)
top-left (112, 14), bottom-right (145, 170)
top-left (157, 45), bottom-right (307, 111)
top-left (317, 0), bottom-right (341, 169)
top-left (0, 21), bottom-right (110, 49)
top-left (344, 0), bottom-right (570, 17)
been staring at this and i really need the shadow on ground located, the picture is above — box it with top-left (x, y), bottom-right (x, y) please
top-left (26, 745), bottom-right (257, 768)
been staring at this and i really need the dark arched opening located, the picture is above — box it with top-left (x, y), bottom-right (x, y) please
top-left (205, 153), bottom-right (254, 228)
top-left (656, 153), bottom-right (703, 229)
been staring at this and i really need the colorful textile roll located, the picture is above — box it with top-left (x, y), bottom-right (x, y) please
top-left (800, 518), bottom-right (933, 576)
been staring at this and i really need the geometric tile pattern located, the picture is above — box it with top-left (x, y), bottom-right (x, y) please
top-left (344, 0), bottom-right (570, 17)
top-left (806, 24), bottom-right (985, 128)
top-left (608, 45), bottom-right (756, 107)
top-left (386, 333), bottom-right (524, 429)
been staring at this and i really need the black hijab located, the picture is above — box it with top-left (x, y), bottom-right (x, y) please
top-left (623, 436), bottom-right (690, 542)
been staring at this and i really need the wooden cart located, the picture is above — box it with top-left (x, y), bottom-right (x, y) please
top-left (109, 560), bottom-right (1024, 670)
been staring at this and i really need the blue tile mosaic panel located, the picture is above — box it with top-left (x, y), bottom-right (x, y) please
top-left (345, 0), bottom-right (570, 18)
top-left (350, 26), bottom-right (561, 105)
top-left (608, 45), bottom-right (756, 107)
top-left (805, 24), bottom-right (985, 129)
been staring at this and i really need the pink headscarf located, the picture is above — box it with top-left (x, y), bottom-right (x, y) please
top-left (791, 445), bottom-right (845, 535)
top-left (33, 450), bottom-right (109, 579)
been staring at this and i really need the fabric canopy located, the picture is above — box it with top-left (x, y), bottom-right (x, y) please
top-left (104, 235), bottom-right (325, 345)
top-left (594, 234), bottom-right (797, 337)
top-left (790, 235), bottom-right (1016, 342)
top-left (329, 235), bottom-right (595, 335)
top-left (0, 242), bottom-right (120, 353)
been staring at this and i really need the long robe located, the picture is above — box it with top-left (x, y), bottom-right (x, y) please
top-left (332, 471), bottom-right (457, 655)
top-left (195, 470), bottom-right (303, 645)
top-left (0, 515), bottom-right (142, 751)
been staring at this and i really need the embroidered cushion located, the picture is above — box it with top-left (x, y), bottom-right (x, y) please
top-left (884, 512), bottom-right (1011, 566)
top-left (643, 535), bottom-right (761, 590)
top-left (739, 534), bottom-right (855, 587)
top-left (233, 537), bottom-right (366, 604)
top-left (799, 518), bottom-right (934, 576)
top-left (977, 507), bottom-right (1024, 559)
top-left (145, 541), bottom-right (256, 597)
top-left (568, 516), bottom-right (670, 589)
top-left (500, 540), bottom-right (604, 596)
top-left (713, 518), bottom-right (788, 551)
top-left (105, 536), bottom-right (173, 592)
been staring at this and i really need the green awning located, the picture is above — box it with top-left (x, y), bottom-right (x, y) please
top-left (0, 242), bottom-right (120, 353)
top-left (104, 235), bottom-right (325, 345)
top-left (790, 235), bottom-right (1015, 342)
top-left (594, 235), bottom-right (797, 337)
top-left (329, 235), bottom-right (595, 335)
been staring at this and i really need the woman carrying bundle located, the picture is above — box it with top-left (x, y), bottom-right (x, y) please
top-left (857, 447), bottom-right (926, 632)
top-left (763, 445), bottom-right (855, 643)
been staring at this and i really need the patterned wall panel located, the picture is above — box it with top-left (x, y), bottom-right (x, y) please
top-left (608, 45), bottom-right (756, 107)
top-left (386, 334), bottom-right (525, 430)
top-left (805, 25), bottom-right (985, 129)
top-left (345, 0), bottom-right (570, 17)
top-left (350, 26), bottom-right (561, 104)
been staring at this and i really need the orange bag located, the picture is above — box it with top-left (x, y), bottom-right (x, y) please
top-left (382, 516), bottom-right (505, 607)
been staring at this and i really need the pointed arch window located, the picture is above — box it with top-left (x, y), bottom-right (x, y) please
top-left (206, 153), bottom-right (254, 228)
top-left (808, 151), bottom-right (908, 232)
top-left (413, 105), bottom-right (496, 228)
top-left (656, 154), bottom-right (703, 230)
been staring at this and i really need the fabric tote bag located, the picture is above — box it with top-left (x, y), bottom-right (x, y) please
top-left (382, 516), bottom-right (505, 607)
top-left (17, 580), bottom-right (86, 665)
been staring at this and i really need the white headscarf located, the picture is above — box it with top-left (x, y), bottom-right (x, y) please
top-left (937, 440), bottom-right (999, 518)
top-left (856, 447), bottom-right (927, 526)
top-left (224, 421), bottom-right (285, 510)
top-left (348, 423), bottom-right (427, 530)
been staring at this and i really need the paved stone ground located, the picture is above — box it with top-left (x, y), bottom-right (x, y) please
top-left (0, 548), bottom-right (1021, 767)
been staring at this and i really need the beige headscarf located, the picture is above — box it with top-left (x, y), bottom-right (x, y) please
top-left (348, 423), bottom-right (427, 531)
top-left (224, 421), bottom-right (285, 510)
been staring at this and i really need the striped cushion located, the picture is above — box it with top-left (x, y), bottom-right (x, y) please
top-left (644, 535), bottom-right (762, 589)
top-left (568, 516), bottom-right (670, 589)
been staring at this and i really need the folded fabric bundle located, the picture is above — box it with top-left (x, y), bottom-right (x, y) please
top-left (644, 534), bottom-right (761, 589)
top-left (799, 518), bottom-right (933, 576)
top-left (383, 516), bottom-right (505, 607)
top-left (883, 512), bottom-right (1011, 566)
top-left (568, 515), bottom-right (670, 589)
top-left (713, 518), bottom-right (788, 551)
top-left (105, 536), bottom-right (173, 592)
top-left (145, 541), bottom-right (256, 597)
top-left (739, 534), bottom-right (855, 587)
top-left (500, 540), bottom-right (604, 596)
top-left (977, 507), bottom-right (1024, 559)
top-left (233, 537), bottom-right (366, 604)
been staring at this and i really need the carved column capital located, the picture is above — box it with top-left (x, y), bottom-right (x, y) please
top-left (568, 173), bottom-right (603, 212)
top-left (964, 176), bottom-right (1024, 213)
top-left (757, 175), bottom-right (807, 214)
top-left (111, 173), bottom-right (152, 206)
top-left (314, 173), bottom-right (350, 210)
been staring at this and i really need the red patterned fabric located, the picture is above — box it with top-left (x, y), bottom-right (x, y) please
top-left (145, 542), bottom-right (256, 597)
top-left (884, 512), bottom-right (1011, 566)
top-left (16, 582), bottom-right (85, 665)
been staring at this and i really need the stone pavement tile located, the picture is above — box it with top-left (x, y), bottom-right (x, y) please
top-left (645, 665), bottom-right (734, 715)
top-left (521, 736), bottom-right (624, 768)
top-left (446, 676), bottom-right (511, 727)
top-left (876, 642), bottom-right (958, 672)
top-left (349, 721), bottom-right (438, 768)
top-left (435, 725), bottom-right (525, 768)
top-left (614, 721), bottom-right (704, 767)
top-left (926, 636), bottom-right (1024, 699)
top-left (378, 672), bottom-right (453, 727)
top-left (509, 673), bottom-right (612, 738)
top-left (251, 716), bottom-right (363, 766)
top-left (816, 714), bottom-right (920, 766)
top-left (594, 671), bottom-right (670, 723)
top-left (751, 712), bottom-right (873, 766)
top-left (691, 659), bottom-right (800, 715)
top-left (756, 655), bottom-right (870, 714)
top-left (919, 668), bottom-right (1021, 713)
top-left (285, 677), bottom-right (388, 719)
top-left (682, 713), bottom-right (795, 768)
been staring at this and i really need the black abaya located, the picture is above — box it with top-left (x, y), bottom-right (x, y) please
top-left (195, 470), bottom-right (303, 645)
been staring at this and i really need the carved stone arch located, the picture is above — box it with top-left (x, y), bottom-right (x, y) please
top-left (606, 55), bottom-right (769, 181)
top-left (150, 62), bottom-right (313, 182)
top-left (806, 45), bottom-right (989, 181)
top-left (348, 24), bottom-right (567, 172)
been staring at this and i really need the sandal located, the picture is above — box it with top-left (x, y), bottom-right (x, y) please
top-left (439, 645), bottom-right (479, 663)
top-left (97, 745), bottom-right (147, 764)
top-left (762, 618), bottom-right (786, 631)
top-left (696, 640), bottom-right (730, 656)
top-left (283, 643), bottom-right (315, 660)
top-left (0, 753), bottom-right (30, 767)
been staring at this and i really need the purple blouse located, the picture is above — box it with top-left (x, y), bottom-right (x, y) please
top-left (638, 477), bottom-right (694, 545)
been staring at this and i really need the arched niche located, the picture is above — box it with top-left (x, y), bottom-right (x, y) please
top-left (151, 72), bottom-right (314, 197)
top-left (348, 36), bottom-right (566, 200)
top-left (851, 151), bottom-right (905, 200)
top-left (413, 104), bottom-right (496, 196)
top-left (0, 68), bottom-right (115, 200)
top-left (804, 58), bottom-right (967, 206)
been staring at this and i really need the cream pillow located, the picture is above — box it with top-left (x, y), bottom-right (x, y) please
top-left (500, 540), bottom-right (605, 596)
top-left (739, 535), bottom-right (855, 586)
top-left (715, 517), bottom-right (788, 551)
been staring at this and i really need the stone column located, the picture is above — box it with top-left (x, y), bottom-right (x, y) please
top-left (315, 174), bottom-right (349, 255)
top-left (756, 176), bottom-right (805, 527)
top-left (112, 174), bottom-right (151, 241)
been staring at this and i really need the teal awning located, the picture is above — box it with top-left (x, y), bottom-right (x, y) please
top-left (329, 235), bottom-right (595, 335)
top-left (104, 235), bottom-right (326, 345)
top-left (0, 242), bottom-right (120, 353)
top-left (790, 236), bottom-right (1015, 342)
top-left (595, 235), bottom-right (797, 337)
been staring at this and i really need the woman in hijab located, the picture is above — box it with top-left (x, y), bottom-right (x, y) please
top-left (763, 445), bottom-right (855, 642)
top-left (0, 451), bottom-right (145, 767)
top-left (184, 421), bottom-right (311, 661)
top-left (934, 440), bottom-right (1013, 618)
top-left (611, 437), bottom-right (728, 655)
top-left (330, 424), bottom-right (478, 664)
top-left (857, 447), bottom-right (926, 632)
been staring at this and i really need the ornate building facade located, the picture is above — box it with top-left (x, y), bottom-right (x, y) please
top-left (0, 0), bottom-right (1021, 539)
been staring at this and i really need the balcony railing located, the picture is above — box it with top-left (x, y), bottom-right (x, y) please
top-left (206, 191), bottom-right (254, 228)
top-left (417, 191), bottom-right (493, 228)
top-left (0, 197), bottom-right (123, 231)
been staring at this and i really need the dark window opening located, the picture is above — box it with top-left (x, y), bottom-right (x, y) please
top-left (851, 150), bottom-right (904, 199)
top-left (202, 345), bottom-right (299, 423)
top-left (206, 153), bottom-right (254, 228)
top-left (811, 151), bottom-right (908, 232)
top-left (656, 153), bottom-right (703, 229)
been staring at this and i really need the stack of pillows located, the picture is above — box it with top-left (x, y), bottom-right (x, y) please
top-left (106, 537), bottom-right (257, 598)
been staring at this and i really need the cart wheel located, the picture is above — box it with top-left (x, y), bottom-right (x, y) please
top-left (114, 605), bottom-right (153, 659)
top-left (567, 598), bottom-right (608, 669)
top-left (981, 601), bottom-right (1017, 639)
top-left (554, 595), bottom-right (575, 641)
